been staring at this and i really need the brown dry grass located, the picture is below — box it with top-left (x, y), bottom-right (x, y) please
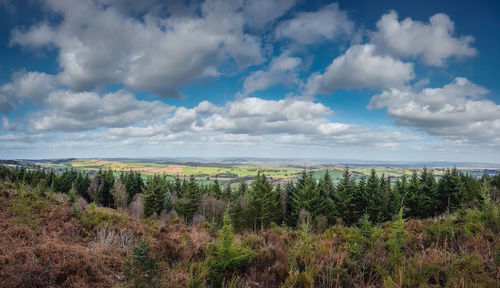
top-left (0, 196), bottom-right (122, 287)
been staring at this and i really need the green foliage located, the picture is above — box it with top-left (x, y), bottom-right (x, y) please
top-left (77, 203), bottom-right (127, 230)
top-left (386, 209), bottom-right (406, 269)
top-left (123, 240), bottom-right (161, 288)
top-left (248, 173), bottom-right (279, 230)
top-left (143, 174), bottom-right (169, 218)
top-left (425, 218), bottom-right (454, 244)
top-left (288, 171), bottom-right (325, 227)
top-left (206, 214), bottom-right (253, 286)
top-left (333, 167), bottom-right (355, 225)
top-left (121, 170), bottom-right (144, 203)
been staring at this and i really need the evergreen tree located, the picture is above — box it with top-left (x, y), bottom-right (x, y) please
top-left (366, 169), bottom-right (383, 223)
top-left (380, 175), bottom-right (392, 221)
top-left (437, 168), bottom-right (452, 213)
top-left (229, 182), bottom-right (248, 232)
top-left (448, 167), bottom-right (465, 212)
top-left (318, 171), bottom-right (336, 224)
top-left (288, 171), bottom-right (323, 227)
top-left (420, 167), bottom-right (438, 217)
top-left (405, 170), bottom-right (422, 218)
top-left (248, 173), bottom-right (278, 230)
top-left (206, 213), bottom-right (252, 286)
top-left (390, 176), bottom-right (405, 218)
top-left (333, 167), bottom-right (355, 225)
top-left (352, 176), bottom-right (367, 222)
top-left (211, 179), bottom-right (222, 199)
top-left (143, 175), bottom-right (169, 217)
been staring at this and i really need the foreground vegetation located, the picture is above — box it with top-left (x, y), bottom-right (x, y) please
top-left (0, 165), bottom-right (499, 287)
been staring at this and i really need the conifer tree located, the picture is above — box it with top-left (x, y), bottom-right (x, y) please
top-left (420, 167), bottom-right (438, 217)
top-left (405, 170), bottom-right (422, 218)
top-left (333, 167), bottom-right (355, 224)
top-left (248, 173), bottom-right (278, 230)
top-left (318, 171), bottom-right (336, 224)
top-left (366, 169), bottom-right (383, 223)
top-left (288, 171), bottom-right (322, 227)
top-left (143, 174), bottom-right (169, 218)
top-left (448, 167), bottom-right (465, 212)
top-left (207, 213), bottom-right (252, 286)
top-left (353, 175), bottom-right (367, 222)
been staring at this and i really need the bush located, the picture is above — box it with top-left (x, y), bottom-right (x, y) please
top-left (424, 218), bottom-right (454, 244)
top-left (206, 214), bottom-right (252, 286)
top-left (78, 203), bottom-right (127, 230)
top-left (123, 240), bottom-right (161, 288)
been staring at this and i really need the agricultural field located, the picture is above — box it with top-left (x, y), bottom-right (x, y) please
top-left (21, 158), bottom-right (498, 187)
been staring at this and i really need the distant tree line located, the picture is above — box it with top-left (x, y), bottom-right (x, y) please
top-left (1, 165), bottom-right (498, 232)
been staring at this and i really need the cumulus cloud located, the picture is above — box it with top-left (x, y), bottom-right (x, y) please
top-left (0, 94), bottom-right (14, 112)
top-left (306, 44), bottom-right (414, 95)
top-left (275, 3), bottom-right (354, 45)
top-left (11, 0), bottom-right (264, 97)
top-left (368, 77), bottom-right (500, 144)
top-left (98, 96), bottom-right (420, 148)
top-left (370, 11), bottom-right (477, 66)
top-left (30, 90), bottom-right (172, 132)
top-left (238, 52), bottom-right (302, 97)
top-left (0, 71), bottom-right (57, 103)
top-left (243, 0), bottom-right (296, 29)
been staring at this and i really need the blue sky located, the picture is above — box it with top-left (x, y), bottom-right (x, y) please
top-left (0, 0), bottom-right (499, 162)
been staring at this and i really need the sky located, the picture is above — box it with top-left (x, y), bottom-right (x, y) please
top-left (0, 0), bottom-right (499, 162)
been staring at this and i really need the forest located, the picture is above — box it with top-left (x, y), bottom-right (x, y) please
top-left (0, 165), bottom-right (499, 287)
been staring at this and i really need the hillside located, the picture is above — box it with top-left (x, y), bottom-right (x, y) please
top-left (1, 169), bottom-right (499, 287)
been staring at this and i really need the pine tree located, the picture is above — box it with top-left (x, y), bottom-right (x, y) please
top-left (248, 173), bottom-right (278, 230)
top-left (318, 171), bottom-right (336, 224)
top-left (143, 175), bottom-right (169, 218)
top-left (448, 167), bottom-right (465, 212)
top-left (390, 176), bottom-right (405, 218)
top-left (229, 182), bottom-right (247, 232)
top-left (288, 171), bottom-right (322, 227)
top-left (123, 240), bottom-right (160, 288)
top-left (420, 167), bottom-right (438, 217)
top-left (405, 170), bottom-right (422, 218)
top-left (206, 213), bottom-right (252, 286)
top-left (333, 167), bottom-right (355, 225)
top-left (352, 176), bottom-right (367, 222)
top-left (366, 169), bottom-right (383, 223)
top-left (211, 179), bottom-right (223, 199)
top-left (380, 175), bottom-right (392, 221)
top-left (437, 168), bottom-right (452, 214)
top-left (185, 175), bottom-right (201, 223)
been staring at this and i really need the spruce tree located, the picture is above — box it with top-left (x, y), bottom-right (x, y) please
top-left (405, 170), bottom-right (422, 218)
top-left (420, 167), bottom-right (438, 217)
top-left (333, 167), bottom-right (355, 225)
top-left (288, 171), bottom-right (322, 227)
top-left (318, 171), bottom-right (336, 224)
top-left (366, 169), bottom-right (382, 223)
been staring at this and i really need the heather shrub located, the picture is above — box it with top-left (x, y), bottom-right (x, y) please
top-left (78, 203), bottom-right (127, 230)
top-left (424, 218), bottom-right (454, 244)
top-left (123, 240), bottom-right (161, 288)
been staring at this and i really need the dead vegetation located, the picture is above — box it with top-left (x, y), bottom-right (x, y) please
top-left (0, 181), bottom-right (499, 287)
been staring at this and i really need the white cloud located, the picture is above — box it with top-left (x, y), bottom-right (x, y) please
top-left (0, 71), bottom-right (57, 102)
top-left (0, 94), bottom-right (14, 112)
top-left (238, 52), bottom-right (302, 96)
top-left (31, 90), bottom-right (172, 132)
top-left (275, 3), bottom-right (354, 45)
top-left (102, 96), bottom-right (420, 149)
top-left (370, 11), bottom-right (477, 66)
top-left (243, 0), bottom-right (296, 29)
top-left (368, 77), bottom-right (500, 144)
top-left (305, 44), bottom-right (414, 95)
top-left (11, 0), bottom-right (264, 97)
